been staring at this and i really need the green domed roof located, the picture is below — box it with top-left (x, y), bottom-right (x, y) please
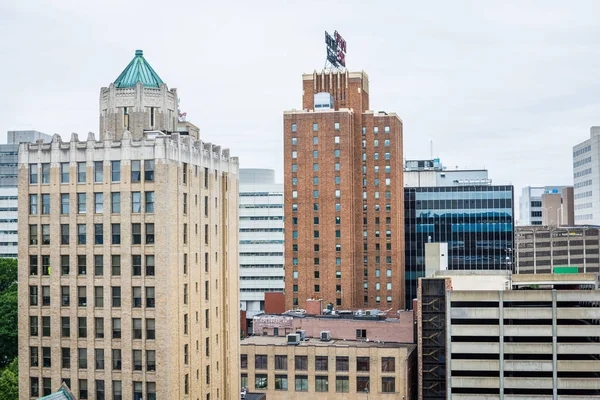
top-left (114, 50), bottom-right (164, 88)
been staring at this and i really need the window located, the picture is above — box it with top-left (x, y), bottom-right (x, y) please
top-left (382, 377), bottom-right (395, 393)
top-left (336, 356), bottom-right (349, 371)
top-left (291, 151), bottom-right (297, 159)
top-left (111, 192), bottom-right (120, 213)
top-left (61, 286), bottom-right (70, 306)
top-left (292, 164), bottom-right (297, 172)
top-left (374, 139), bottom-right (379, 147)
top-left (147, 350), bottom-right (156, 371)
top-left (61, 193), bottom-right (70, 214)
top-left (275, 375), bottom-right (288, 391)
top-left (95, 317), bottom-right (104, 339)
top-left (112, 318), bottom-right (121, 339)
top-left (111, 161), bottom-right (120, 182)
top-left (295, 355), bottom-right (307, 371)
top-left (113, 381), bottom-right (122, 400)
top-left (94, 224), bottom-right (103, 245)
top-left (146, 287), bottom-right (155, 307)
top-left (131, 160), bottom-right (141, 182)
top-left (42, 316), bottom-right (50, 336)
top-left (146, 319), bottom-right (156, 340)
top-left (42, 225), bottom-right (50, 245)
top-left (77, 162), bottom-right (86, 183)
top-left (316, 356), bottom-right (328, 371)
top-left (132, 287), bottom-right (142, 307)
top-left (59, 162), bottom-right (69, 183)
top-left (41, 285), bottom-right (50, 306)
top-left (29, 194), bottom-right (39, 215)
top-left (62, 347), bottom-right (70, 368)
top-left (255, 354), bottom-right (268, 369)
top-left (145, 191), bottom-right (155, 212)
top-left (357, 377), bottom-right (370, 392)
top-left (291, 123), bottom-right (297, 132)
top-left (94, 193), bottom-right (103, 213)
top-left (295, 375), bottom-right (308, 392)
top-left (334, 122), bottom-right (340, 130)
top-left (146, 255), bottom-right (155, 276)
top-left (133, 318), bottom-right (142, 339)
top-left (313, 150), bottom-right (318, 158)
top-left (133, 350), bottom-right (142, 371)
top-left (334, 149), bottom-right (340, 157)
top-left (94, 161), bottom-right (103, 182)
top-left (96, 380), bottom-right (105, 400)
top-left (255, 374), bottom-right (268, 389)
top-left (78, 193), bottom-right (86, 214)
top-left (315, 376), bottom-right (328, 392)
top-left (357, 356), bottom-right (370, 372)
top-left (335, 176), bottom-right (340, 184)
top-left (29, 225), bottom-right (38, 245)
top-left (385, 152), bottom-right (390, 160)
top-left (291, 138), bottom-right (297, 145)
top-left (78, 316), bottom-right (87, 337)
top-left (334, 135), bottom-right (340, 143)
top-left (335, 163), bottom-right (340, 171)
top-left (182, 163), bottom-right (188, 184)
top-left (112, 256), bottom-right (121, 276)
top-left (144, 160), bottom-right (154, 181)
top-left (78, 255), bottom-right (87, 275)
top-left (112, 287), bottom-right (121, 307)
top-left (61, 317), bottom-right (69, 337)
top-left (94, 287), bottom-right (104, 307)
top-left (29, 164), bottom-right (38, 184)
top-left (30, 346), bottom-right (39, 367)
top-left (132, 192), bottom-right (141, 212)
top-left (95, 348), bottom-right (104, 369)
top-left (132, 223), bottom-right (141, 245)
top-left (313, 123), bottom-right (318, 131)
top-left (30, 316), bottom-right (39, 336)
top-left (385, 139), bottom-right (390, 146)
top-left (275, 355), bottom-right (287, 370)
top-left (357, 329), bottom-right (367, 339)
top-left (313, 190), bottom-right (319, 198)
top-left (30, 377), bottom-right (39, 398)
top-left (382, 357), bottom-right (395, 372)
top-left (336, 376), bottom-right (349, 393)
top-left (42, 194), bottom-right (50, 215)
top-left (111, 224), bottom-right (120, 245)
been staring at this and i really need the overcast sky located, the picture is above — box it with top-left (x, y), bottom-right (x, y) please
top-left (2, 0), bottom-right (600, 220)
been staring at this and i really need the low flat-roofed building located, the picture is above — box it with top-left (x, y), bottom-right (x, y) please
top-left (241, 334), bottom-right (416, 400)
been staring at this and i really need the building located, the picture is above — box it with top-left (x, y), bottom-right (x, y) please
top-left (573, 126), bottom-right (600, 225)
top-left (417, 271), bottom-right (600, 399)
top-left (239, 169), bottom-right (284, 326)
top-left (0, 131), bottom-right (50, 258)
top-left (18, 50), bottom-right (239, 400)
top-left (515, 225), bottom-right (600, 274)
top-left (404, 158), bottom-right (491, 187)
top-left (519, 185), bottom-right (574, 226)
top-left (241, 316), bottom-right (417, 400)
top-left (404, 182), bottom-right (515, 308)
top-left (283, 70), bottom-right (405, 311)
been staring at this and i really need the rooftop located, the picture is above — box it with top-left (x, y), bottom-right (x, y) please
top-left (241, 335), bottom-right (416, 349)
top-left (114, 49), bottom-right (164, 88)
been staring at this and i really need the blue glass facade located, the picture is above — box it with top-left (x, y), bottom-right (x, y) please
top-left (404, 185), bottom-right (515, 306)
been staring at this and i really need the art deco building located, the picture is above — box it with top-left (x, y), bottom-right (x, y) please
top-left (18, 50), bottom-right (239, 400)
top-left (283, 70), bottom-right (405, 311)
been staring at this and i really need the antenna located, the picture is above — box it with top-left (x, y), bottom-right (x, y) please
top-left (430, 140), bottom-right (433, 159)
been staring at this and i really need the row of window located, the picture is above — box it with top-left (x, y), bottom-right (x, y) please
top-left (29, 285), bottom-right (155, 308)
top-left (290, 123), bottom-right (391, 134)
top-left (29, 160), bottom-right (154, 185)
top-left (30, 346), bottom-right (155, 372)
top-left (242, 374), bottom-right (396, 394)
top-left (291, 229), bottom-right (393, 239)
top-left (29, 223), bottom-right (155, 247)
top-left (290, 203), bottom-right (393, 212)
top-left (291, 164), bottom-right (393, 173)
top-left (29, 377), bottom-right (154, 400)
top-left (29, 315), bottom-right (155, 340)
top-left (28, 254), bottom-right (156, 276)
top-left (29, 191), bottom-right (154, 215)
top-left (241, 354), bottom-right (395, 372)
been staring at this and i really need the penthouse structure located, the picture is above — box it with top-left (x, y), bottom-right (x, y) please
top-left (18, 50), bottom-right (239, 400)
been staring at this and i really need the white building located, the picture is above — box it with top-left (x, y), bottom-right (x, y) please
top-left (404, 158), bottom-right (490, 187)
top-left (0, 130), bottom-right (50, 257)
top-left (239, 169), bottom-right (284, 320)
top-left (573, 126), bottom-right (600, 224)
top-left (519, 185), bottom-right (571, 226)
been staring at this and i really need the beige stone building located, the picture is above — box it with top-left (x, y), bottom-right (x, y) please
top-left (241, 335), bottom-right (416, 400)
top-left (18, 50), bottom-right (240, 400)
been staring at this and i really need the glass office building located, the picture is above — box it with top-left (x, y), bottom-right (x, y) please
top-left (405, 185), bottom-right (515, 306)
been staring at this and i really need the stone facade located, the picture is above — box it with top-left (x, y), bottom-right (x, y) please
top-left (284, 70), bottom-right (405, 311)
top-left (18, 131), bottom-right (239, 400)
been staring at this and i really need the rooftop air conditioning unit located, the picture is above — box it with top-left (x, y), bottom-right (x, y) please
top-left (296, 329), bottom-right (306, 341)
top-left (287, 333), bottom-right (301, 345)
top-left (320, 331), bottom-right (331, 341)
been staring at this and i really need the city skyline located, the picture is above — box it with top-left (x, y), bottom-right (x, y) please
top-left (3, 1), bottom-right (600, 219)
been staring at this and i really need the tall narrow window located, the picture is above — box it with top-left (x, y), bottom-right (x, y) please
top-left (77, 193), bottom-right (86, 214)
top-left (144, 160), bottom-right (154, 181)
top-left (94, 224), bottom-right (103, 245)
top-left (145, 191), bottom-right (154, 212)
top-left (29, 164), bottom-right (39, 184)
top-left (131, 160), bottom-right (141, 182)
top-left (94, 161), bottom-right (103, 183)
top-left (77, 162), bottom-right (86, 183)
top-left (111, 161), bottom-right (120, 182)
top-left (29, 194), bottom-right (38, 214)
top-left (60, 162), bottom-right (69, 183)
top-left (131, 192), bottom-right (141, 213)
top-left (41, 194), bottom-right (50, 214)
top-left (94, 193), bottom-right (103, 213)
top-left (61, 193), bottom-right (70, 214)
top-left (111, 192), bottom-right (120, 213)
top-left (149, 107), bottom-right (155, 127)
top-left (123, 107), bottom-right (129, 129)
top-left (145, 224), bottom-right (155, 244)
top-left (112, 224), bottom-right (120, 245)
top-left (41, 163), bottom-right (50, 184)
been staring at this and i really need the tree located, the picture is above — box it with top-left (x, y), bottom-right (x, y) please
top-left (0, 258), bottom-right (17, 293)
top-left (0, 358), bottom-right (18, 399)
top-left (0, 283), bottom-right (17, 368)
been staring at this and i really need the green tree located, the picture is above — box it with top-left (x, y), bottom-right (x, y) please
top-left (0, 358), bottom-right (18, 399)
top-left (0, 283), bottom-right (17, 368)
top-left (0, 258), bottom-right (17, 293)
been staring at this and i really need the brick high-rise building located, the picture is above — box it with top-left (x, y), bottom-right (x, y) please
top-left (283, 70), bottom-right (405, 311)
top-left (18, 50), bottom-right (240, 400)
